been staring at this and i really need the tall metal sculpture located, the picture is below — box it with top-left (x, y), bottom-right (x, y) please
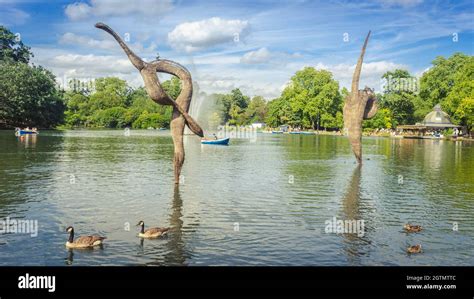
top-left (343, 31), bottom-right (378, 163)
top-left (95, 23), bottom-right (204, 184)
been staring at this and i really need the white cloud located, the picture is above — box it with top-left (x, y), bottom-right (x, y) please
top-left (59, 32), bottom-right (152, 53)
top-left (65, 0), bottom-right (173, 21)
top-left (193, 54), bottom-right (241, 65)
top-left (49, 54), bottom-right (135, 75)
top-left (241, 47), bottom-right (272, 64)
top-left (240, 48), bottom-right (303, 64)
top-left (59, 32), bottom-right (117, 50)
top-left (35, 43), bottom-right (407, 99)
top-left (167, 17), bottom-right (249, 52)
top-left (312, 61), bottom-right (408, 91)
top-left (186, 59), bottom-right (407, 99)
top-left (65, 3), bottom-right (92, 21)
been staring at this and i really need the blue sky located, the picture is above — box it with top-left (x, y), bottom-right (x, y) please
top-left (1, 0), bottom-right (473, 98)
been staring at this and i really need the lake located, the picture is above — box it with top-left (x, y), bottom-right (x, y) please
top-left (0, 130), bottom-right (473, 266)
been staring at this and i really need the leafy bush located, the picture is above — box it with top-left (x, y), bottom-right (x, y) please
top-left (132, 111), bottom-right (168, 129)
top-left (92, 107), bottom-right (128, 128)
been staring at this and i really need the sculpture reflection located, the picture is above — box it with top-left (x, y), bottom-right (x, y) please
top-left (340, 165), bottom-right (371, 264)
top-left (144, 186), bottom-right (188, 266)
top-left (164, 186), bottom-right (188, 265)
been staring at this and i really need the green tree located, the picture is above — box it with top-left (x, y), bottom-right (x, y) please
top-left (89, 77), bottom-right (131, 110)
top-left (281, 67), bottom-right (342, 129)
top-left (161, 76), bottom-right (181, 100)
top-left (92, 107), bottom-right (128, 128)
top-left (0, 26), bottom-right (63, 128)
top-left (420, 53), bottom-right (471, 109)
top-left (265, 97), bottom-right (292, 128)
top-left (62, 77), bottom-right (177, 129)
top-left (362, 108), bottom-right (394, 129)
top-left (443, 58), bottom-right (474, 132)
top-left (454, 98), bottom-right (474, 133)
top-left (216, 88), bottom-right (250, 125)
top-left (244, 96), bottom-right (267, 124)
top-left (208, 112), bottom-right (222, 129)
top-left (132, 111), bottom-right (168, 129)
top-left (0, 26), bottom-right (33, 63)
top-left (380, 69), bottom-right (417, 126)
top-left (63, 92), bottom-right (89, 127)
top-left (417, 53), bottom-right (474, 133)
top-left (0, 62), bottom-right (64, 128)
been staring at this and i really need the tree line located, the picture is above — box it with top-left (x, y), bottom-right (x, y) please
top-left (1, 25), bottom-right (472, 133)
top-left (265, 53), bottom-right (473, 133)
top-left (63, 77), bottom-right (177, 129)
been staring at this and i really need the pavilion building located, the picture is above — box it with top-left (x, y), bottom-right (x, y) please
top-left (396, 104), bottom-right (462, 138)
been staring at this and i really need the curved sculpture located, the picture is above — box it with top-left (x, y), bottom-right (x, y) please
top-left (343, 31), bottom-right (378, 164)
top-left (95, 23), bottom-right (204, 184)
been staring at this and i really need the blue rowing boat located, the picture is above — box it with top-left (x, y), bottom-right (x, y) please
top-left (15, 129), bottom-right (39, 136)
top-left (201, 137), bottom-right (230, 145)
top-left (289, 131), bottom-right (314, 135)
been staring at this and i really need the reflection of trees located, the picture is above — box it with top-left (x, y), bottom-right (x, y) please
top-left (0, 134), bottom-right (58, 217)
top-left (340, 165), bottom-right (371, 264)
top-left (395, 138), bottom-right (472, 196)
top-left (283, 136), bottom-right (343, 184)
top-left (284, 135), bottom-right (345, 161)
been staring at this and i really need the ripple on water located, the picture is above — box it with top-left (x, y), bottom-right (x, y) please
top-left (0, 131), bottom-right (473, 265)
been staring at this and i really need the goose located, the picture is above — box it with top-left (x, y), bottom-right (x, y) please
top-left (404, 224), bottom-right (423, 233)
top-left (136, 221), bottom-right (170, 239)
top-left (407, 244), bottom-right (422, 254)
top-left (65, 226), bottom-right (106, 249)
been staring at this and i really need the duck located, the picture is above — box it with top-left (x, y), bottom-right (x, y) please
top-left (404, 224), bottom-right (423, 233)
top-left (136, 220), bottom-right (170, 239)
top-left (407, 244), bottom-right (422, 254)
top-left (65, 226), bottom-right (106, 249)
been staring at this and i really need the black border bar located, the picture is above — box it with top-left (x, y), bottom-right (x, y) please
top-left (0, 266), bottom-right (472, 298)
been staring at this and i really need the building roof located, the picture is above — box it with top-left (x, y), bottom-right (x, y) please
top-left (421, 104), bottom-right (459, 128)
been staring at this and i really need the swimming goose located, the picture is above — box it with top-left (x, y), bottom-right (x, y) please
top-left (407, 244), bottom-right (422, 254)
top-left (65, 226), bottom-right (106, 249)
top-left (136, 221), bottom-right (170, 238)
top-left (404, 224), bottom-right (422, 233)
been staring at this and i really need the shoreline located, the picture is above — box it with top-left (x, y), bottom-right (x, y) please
top-left (4, 128), bottom-right (474, 142)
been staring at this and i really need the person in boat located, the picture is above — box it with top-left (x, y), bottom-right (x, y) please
top-left (32, 127), bottom-right (37, 132)
top-left (203, 134), bottom-right (218, 141)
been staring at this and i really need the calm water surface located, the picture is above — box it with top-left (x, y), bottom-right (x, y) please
top-left (0, 130), bottom-right (473, 266)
